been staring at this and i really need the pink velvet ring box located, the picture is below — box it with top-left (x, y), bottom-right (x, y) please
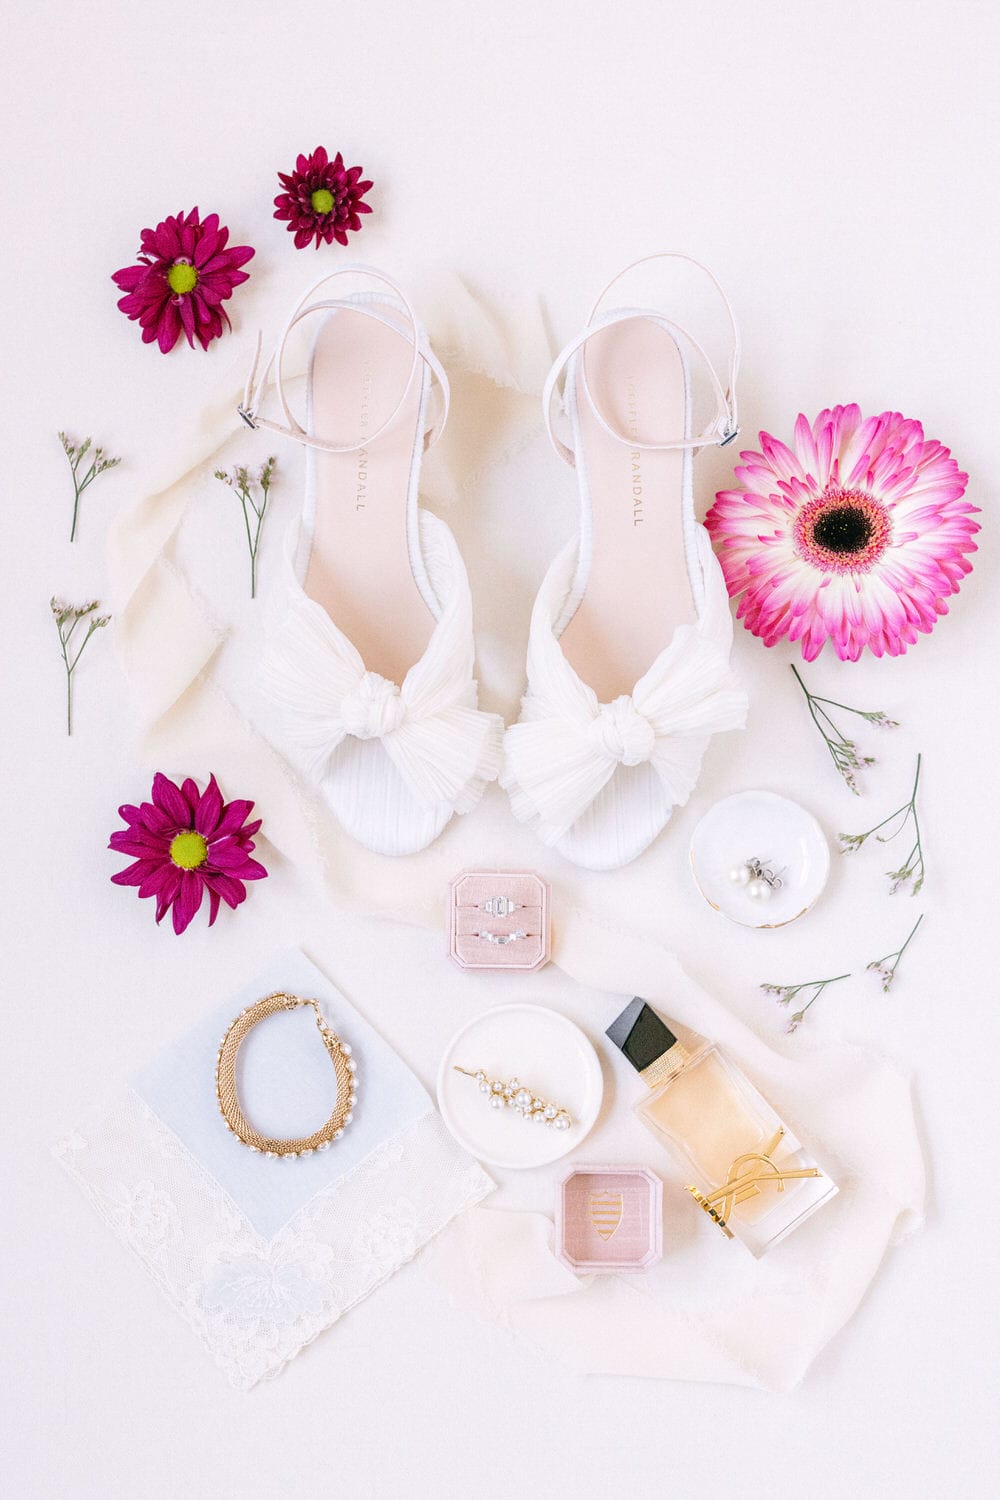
top-left (555, 1164), bottom-right (663, 1274)
top-left (448, 871), bottom-right (551, 972)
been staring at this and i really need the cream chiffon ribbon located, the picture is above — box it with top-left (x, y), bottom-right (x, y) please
top-left (107, 273), bottom-right (924, 1391)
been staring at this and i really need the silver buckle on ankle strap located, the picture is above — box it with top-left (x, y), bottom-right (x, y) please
top-left (237, 404), bottom-right (258, 430)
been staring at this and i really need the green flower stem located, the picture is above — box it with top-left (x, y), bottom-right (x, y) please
top-left (761, 971), bottom-right (851, 1031)
top-left (786, 974), bottom-right (850, 1018)
top-left (216, 460), bottom-right (274, 598)
top-left (60, 434), bottom-right (121, 543)
top-left (841, 754), bottom-right (925, 895)
top-left (239, 489), bottom-right (259, 597)
top-left (58, 622), bottom-right (75, 734)
top-left (868, 754), bottom-right (922, 840)
top-left (789, 664), bottom-right (895, 794)
top-left (60, 617), bottom-right (103, 734)
top-left (51, 601), bottom-right (109, 735)
top-left (869, 913), bottom-right (924, 986)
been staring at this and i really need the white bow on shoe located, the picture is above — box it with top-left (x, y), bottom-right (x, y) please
top-left (503, 527), bottom-right (747, 870)
top-left (262, 511), bottom-right (502, 856)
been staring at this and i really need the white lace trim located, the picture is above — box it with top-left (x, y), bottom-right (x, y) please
top-left (54, 1091), bottom-right (493, 1390)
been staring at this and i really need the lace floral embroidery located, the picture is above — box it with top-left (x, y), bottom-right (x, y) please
top-left (54, 1090), bottom-right (493, 1389)
top-left (108, 1181), bottom-right (180, 1256)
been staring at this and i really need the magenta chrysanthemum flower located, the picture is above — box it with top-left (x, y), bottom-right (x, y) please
top-left (111, 208), bottom-right (255, 354)
top-left (109, 773), bottom-right (267, 935)
top-left (705, 405), bottom-right (980, 662)
top-left (274, 146), bottom-right (373, 249)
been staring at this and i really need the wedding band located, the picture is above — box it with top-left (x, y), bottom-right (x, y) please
top-left (475, 930), bottom-right (530, 945)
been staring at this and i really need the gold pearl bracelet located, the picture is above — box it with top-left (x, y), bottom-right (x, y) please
top-left (214, 992), bottom-right (358, 1158)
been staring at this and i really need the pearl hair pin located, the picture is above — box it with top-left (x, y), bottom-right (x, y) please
top-left (454, 1066), bottom-right (573, 1131)
top-left (728, 856), bottom-right (783, 903)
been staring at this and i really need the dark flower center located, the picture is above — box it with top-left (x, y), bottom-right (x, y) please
top-left (793, 486), bottom-right (891, 573)
top-left (812, 505), bottom-right (873, 554)
top-left (167, 258), bottom-right (198, 296)
top-left (310, 187), bottom-right (335, 215)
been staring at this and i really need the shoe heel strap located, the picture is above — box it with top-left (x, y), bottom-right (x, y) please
top-left (544, 251), bottom-right (741, 467)
top-left (239, 265), bottom-right (449, 454)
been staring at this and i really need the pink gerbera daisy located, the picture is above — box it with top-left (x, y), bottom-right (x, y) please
top-left (112, 208), bottom-right (254, 353)
top-left (110, 773), bottom-right (267, 935)
top-left (705, 405), bottom-right (980, 662)
top-left (274, 146), bottom-right (373, 248)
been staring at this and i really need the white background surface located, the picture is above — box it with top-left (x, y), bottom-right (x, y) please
top-left (2, 2), bottom-right (999, 1496)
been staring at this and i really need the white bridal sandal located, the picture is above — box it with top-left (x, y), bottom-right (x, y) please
top-left (502, 254), bottom-right (748, 870)
top-left (241, 267), bottom-right (503, 856)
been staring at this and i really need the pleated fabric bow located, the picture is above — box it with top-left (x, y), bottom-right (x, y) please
top-left (503, 526), bottom-right (747, 847)
top-left (260, 513), bottom-right (502, 849)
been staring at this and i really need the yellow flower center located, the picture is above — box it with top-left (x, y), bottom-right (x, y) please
top-left (169, 831), bottom-right (208, 869)
top-left (167, 260), bottom-right (198, 295)
top-left (310, 187), bottom-right (335, 215)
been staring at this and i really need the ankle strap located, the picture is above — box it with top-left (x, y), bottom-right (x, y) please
top-left (543, 252), bottom-right (741, 467)
top-left (238, 265), bottom-right (449, 454)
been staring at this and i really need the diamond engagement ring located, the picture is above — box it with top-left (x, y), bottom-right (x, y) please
top-left (478, 895), bottom-right (523, 916)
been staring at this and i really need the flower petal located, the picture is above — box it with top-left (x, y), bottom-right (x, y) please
top-left (214, 798), bottom-right (254, 835)
top-left (205, 872), bottom-right (247, 909)
top-left (154, 866), bottom-right (182, 923)
top-left (171, 871), bottom-right (204, 934)
top-left (111, 858), bottom-right (163, 888)
top-left (195, 774), bottom-right (224, 835)
top-left (152, 772), bottom-right (191, 826)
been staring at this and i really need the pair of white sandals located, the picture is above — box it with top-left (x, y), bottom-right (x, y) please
top-left (241, 254), bottom-right (748, 871)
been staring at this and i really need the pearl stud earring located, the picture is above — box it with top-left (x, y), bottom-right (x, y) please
top-left (728, 857), bottom-right (783, 901)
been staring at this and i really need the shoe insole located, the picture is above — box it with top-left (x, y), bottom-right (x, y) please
top-left (558, 318), bottom-right (697, 703)
top-left (303, 306), bottom-right (435, 685)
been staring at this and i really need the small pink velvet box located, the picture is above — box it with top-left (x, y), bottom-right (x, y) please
top-left (448, 871), bottom-right (550, 972)
top-left (556, 1164), bottom-right (663, 1275)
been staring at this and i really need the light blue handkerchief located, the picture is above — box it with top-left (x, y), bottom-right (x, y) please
top-left (55, 949), bottom-right (493, 1388)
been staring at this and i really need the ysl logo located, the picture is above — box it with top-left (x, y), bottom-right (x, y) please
top-left (704, 1128), bottom-right (820, 1223)
top-left (589, 1191), bottom-right (624, 1242)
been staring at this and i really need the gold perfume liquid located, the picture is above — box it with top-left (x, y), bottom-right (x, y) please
top-left (607, 1000), bottom-right (837, 1256)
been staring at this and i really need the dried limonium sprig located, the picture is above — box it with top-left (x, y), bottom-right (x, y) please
top-left (839, 753), bottom-right (925, 895)
top-left (50, 597), bottom-right (111, 735)
top-left (761, 972), bottom-right (851, 1033)
top-left (214, 457), bottom-right (276, 598)
top-left (866, 913), bottom-right (925, 994)
top-left (790, 663), bottom-right (898, 795)
top-left (59, 432), bottom-right (122, 543)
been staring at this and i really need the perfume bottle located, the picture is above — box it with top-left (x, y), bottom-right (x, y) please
top-left (606, 999), bottom-right (837, 1256)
